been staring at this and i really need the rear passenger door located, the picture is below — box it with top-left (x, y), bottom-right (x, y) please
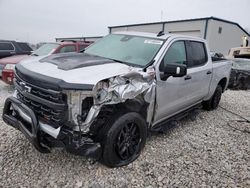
top-left (185, 41), bottom-right (212, 103)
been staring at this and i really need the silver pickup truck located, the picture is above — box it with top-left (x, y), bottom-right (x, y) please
top-left (2, 31), bottom-right (231, 167)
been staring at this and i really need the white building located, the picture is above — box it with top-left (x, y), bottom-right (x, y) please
top-left (108, 17), bottom-right (250, 55)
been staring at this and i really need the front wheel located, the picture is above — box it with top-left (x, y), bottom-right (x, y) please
top-left (237, 78), bottom-right (247, 90)
top-left (101, 112), bottom-right (147, 167)
top-left (202, 85), bottom-right (222, 110)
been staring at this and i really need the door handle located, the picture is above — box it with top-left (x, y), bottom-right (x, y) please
top-left (184, 75), bottom-right (192, 80)
top-left (207, 70), bottom-right (212, 75)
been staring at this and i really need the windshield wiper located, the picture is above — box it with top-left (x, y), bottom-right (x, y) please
top-left (31, 53), bottom-right (39, 56)
top-left (112, 59), bottom-right (127, 64)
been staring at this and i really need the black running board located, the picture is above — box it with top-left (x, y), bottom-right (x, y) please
top-left (151, 103), bottom-right (202, 133)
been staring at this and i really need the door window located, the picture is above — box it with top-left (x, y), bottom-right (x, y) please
top-left (0, 42), bottom-right (14, 51)
top-left (187, 41), bottom-right (207, 67)
top-left (59, 45), bottom-right (76, 53)
top-left (163, 41), bottom-right (187, 66)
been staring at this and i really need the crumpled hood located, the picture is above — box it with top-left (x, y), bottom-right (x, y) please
top-left (19, 53), bottom-right (135, 85)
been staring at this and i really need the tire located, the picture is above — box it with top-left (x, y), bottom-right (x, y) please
top-left (101, 112), bottom-right (147, 167)
top-left (202, 85), bottom-right (222, 110)
top-left (237, 78), bottom-right (247, 90)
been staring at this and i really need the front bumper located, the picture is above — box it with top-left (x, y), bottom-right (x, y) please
top-left (2, 96), bottom-right (102, 159)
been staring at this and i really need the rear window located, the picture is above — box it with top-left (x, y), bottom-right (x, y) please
top-left (59, 45), bottom-right (76, 53)
top-left (17, 42), bottom-right (33, 52)
top-left (189, 41), bottom-right (207, 67)
top-left (0, 42), bottom-right (14, 51)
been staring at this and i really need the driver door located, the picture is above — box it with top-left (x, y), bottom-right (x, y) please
top-left (154, 40), bottom-right (194, 124)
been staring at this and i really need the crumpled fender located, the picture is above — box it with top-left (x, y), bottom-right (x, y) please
top-left (229, 69), bottom-right (250, 90)
top-left (80, 66), bottom-right (156, 132)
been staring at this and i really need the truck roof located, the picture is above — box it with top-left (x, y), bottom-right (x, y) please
top-left (113, 31), bottom-right (206, 42)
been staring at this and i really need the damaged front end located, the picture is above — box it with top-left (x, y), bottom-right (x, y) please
top-left (2, 66), bottom-right (156, 160)
top-left (228, 68), bottom-right (250, 90)
top-left (228, 59), bottom-right (250, 90)
top-left (69, 66), bottom-right (156, 134)
top-left (2, 88), bottom-right (102, 159)
top-left (57, 67), bottom-right (157, 158)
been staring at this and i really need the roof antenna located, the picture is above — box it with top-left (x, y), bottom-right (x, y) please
top-left (157, 31), bottom-right (165, 37)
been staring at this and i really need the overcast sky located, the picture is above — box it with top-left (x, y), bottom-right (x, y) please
top-left (0, 0), bottom-right (249, 44)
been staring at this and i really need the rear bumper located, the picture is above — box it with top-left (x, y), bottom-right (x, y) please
top-left (2, 96), bottom-right (102, 159)
top-left (2, 69), bottom-right (14, 84)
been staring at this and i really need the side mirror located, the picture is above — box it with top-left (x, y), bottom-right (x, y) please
top-left (160, 63), bottom-right (187, 80)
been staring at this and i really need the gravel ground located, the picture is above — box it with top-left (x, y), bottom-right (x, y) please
top-left (0, 80), bottom-right (249, 187)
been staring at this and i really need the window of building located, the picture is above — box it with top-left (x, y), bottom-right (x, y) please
top-left (218, 27), bottom-right (222, 34)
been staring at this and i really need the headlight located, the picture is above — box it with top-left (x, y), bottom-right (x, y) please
top-left (94, 81), bottom-right (110, 104)
top-left (4, 64), bottom-right (15, 70)
top-left (96, 88), bottom-right (108, 103)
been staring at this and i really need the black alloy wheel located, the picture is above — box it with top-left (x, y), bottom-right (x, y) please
top-left (202, 85), bottom-right (222, 110)
top-left (101, 112), bottom-right (147, 167)
top-left (115, 122), bottom-right (140, 160)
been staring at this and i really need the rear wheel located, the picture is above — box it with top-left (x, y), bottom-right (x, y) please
top-left (202, 85), bottom-right (222, 110)
top-left (101, 112), bottom-right (147, 167)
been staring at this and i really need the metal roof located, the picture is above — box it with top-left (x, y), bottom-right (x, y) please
top-left (108, 16), bottom-right (250, 37)
top-left (113, 31), bottom-right (206, 42)
top-left (55, 36), bottom-right (103, 42)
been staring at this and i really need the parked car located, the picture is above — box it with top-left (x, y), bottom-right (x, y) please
top-left (0, 40), bottom-right (33, 59)
top-left (2, 32), bottom-right (231, 167)
top-left (32, 41), bottom-right (92, 56)
top-left (0, 41), bottom-right (92, 84)
top-left (228, 58), bottom-right (250, 90)
top-left (0, 55), bottom-right (28, 83)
